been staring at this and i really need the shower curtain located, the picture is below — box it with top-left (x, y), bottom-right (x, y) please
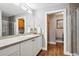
top-left (70, 4), bottom-right (79, 55)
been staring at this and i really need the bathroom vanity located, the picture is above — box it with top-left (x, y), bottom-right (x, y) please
top-left (0, 34), bottom-right (42, 56)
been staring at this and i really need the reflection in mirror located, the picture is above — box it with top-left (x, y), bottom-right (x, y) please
top-left (18, 18), bottom-right (25, 34)
top-left (2, 16), bottom-right (15, 36)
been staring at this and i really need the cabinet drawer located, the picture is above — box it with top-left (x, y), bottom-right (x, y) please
top-left (0, 44), bottom-right (20, 56)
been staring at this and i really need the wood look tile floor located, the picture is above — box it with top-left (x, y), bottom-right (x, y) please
top-left (38, 43), bottom-right (64, 56)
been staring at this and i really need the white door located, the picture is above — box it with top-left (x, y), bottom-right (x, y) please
top-left (33, 36), bottom-right (42, 55)
top-left (37, 36), bottom-right (42, 52)
top-left (33, 38), bottom-right (38, 55)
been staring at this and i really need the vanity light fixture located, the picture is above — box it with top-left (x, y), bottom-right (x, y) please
top-left (21, 5), bottom-right (28, 11)
top-left (14, 3), bottom-right (32, 14)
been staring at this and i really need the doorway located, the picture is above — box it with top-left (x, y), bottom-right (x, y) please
top-left (45, 9), bottom-right (66, 55)
top-left (47, 12), bottom-right (64, 55)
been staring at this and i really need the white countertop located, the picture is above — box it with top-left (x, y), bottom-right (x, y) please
top-left (0, 34), bottom-right (41, 48)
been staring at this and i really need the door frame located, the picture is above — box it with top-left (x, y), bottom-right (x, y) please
top-left (44, 8), bottom-right (67, 54)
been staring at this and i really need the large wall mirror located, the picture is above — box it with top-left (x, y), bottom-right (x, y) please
top-left (18, 18), bottom-right (25, 34)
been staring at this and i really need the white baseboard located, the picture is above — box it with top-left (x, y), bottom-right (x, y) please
top-left (65, 52), bottom-right (79, 56)
top-left (48, 42), bottom-right (56, 45)
top-left (72, 53), bottom-right (79, 56)
top-left (64, 51), bottom-right (72, 56)
top-left (56, 40), bottom-right (63, 43)
top-left (42, 47), bottom-right (47, 51)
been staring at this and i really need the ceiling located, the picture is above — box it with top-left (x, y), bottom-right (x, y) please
top-left (27, 3), bottom-right (67, 10)
top-left (0, 3), bottom-right (67, 17)
top-left (0, 3), bottom-right (26, 17)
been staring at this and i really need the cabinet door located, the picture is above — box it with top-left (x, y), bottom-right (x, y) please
top-left (33, 38), bottom-right (38, 55)
top-left (0, 44), bottom-right (20, 56)
top-left (20, 39), bottom-right (34, 56)
top-left (8, 51), bottom-right (19, 56)
top-left (37, 36), bottom-right (42, 52)
top-left (33, 36), bottom-right (42, 55)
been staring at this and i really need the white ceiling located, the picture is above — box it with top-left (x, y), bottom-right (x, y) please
top-left (27, 3), bottom-right (67, 10)
top-left (0, 3), bottom-right (26, 17)
top-left (0, 3), bottom-right (67, 17)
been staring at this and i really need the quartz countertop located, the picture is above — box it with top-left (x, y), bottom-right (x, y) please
top-left (0, 34), bottom-right (30, 40)
top-left (0, 34), bottom-right (41, 48)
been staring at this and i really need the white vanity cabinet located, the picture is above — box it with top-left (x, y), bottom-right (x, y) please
top-left (20, 36), bottom-right (42, 56)
top-left (0, 35), bottom-right (42, 56)
top-left (0, 44), bottom-right (20, 56)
